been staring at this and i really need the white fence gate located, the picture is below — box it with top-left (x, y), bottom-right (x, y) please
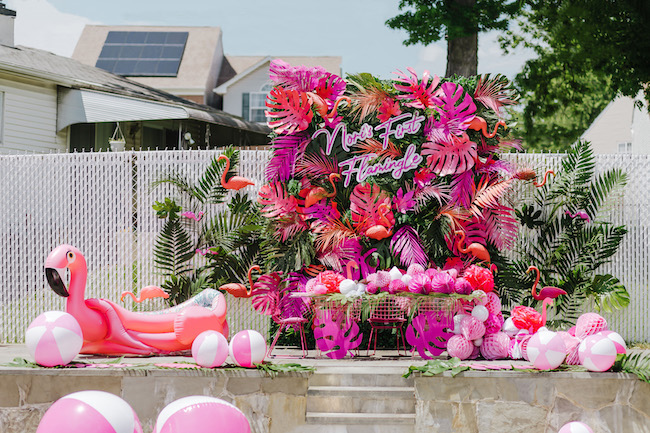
top-left (0, 150), bottom-right (648, 344)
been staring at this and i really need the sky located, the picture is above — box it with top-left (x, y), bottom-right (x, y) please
top-left (5, 0), bottom-right (535, 80)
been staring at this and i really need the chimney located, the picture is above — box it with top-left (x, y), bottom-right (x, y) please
top-left (0, 1), bottom-right (16, 47)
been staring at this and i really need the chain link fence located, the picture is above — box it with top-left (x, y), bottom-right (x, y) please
top-left (0, 150), bottom-right (647, 343)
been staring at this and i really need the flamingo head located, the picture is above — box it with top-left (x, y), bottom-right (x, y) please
top-left (526, 266), bottom-right (535, 274)
top-left (45, 244), bottom-right (86, 298)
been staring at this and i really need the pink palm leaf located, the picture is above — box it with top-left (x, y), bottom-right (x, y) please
top-left (393, 68), bottom-right (441, 109)
top-left (295, 150), bottom-right (340, 178)
top-left (449, 170), bottom-right (475, 208)
top-left (483, 205), bottom-right (518, 250)
top-left (266, 87), bottom-right (314, 135)
top-left (390, 225), bottom-right (428, 267)
top-left (414, 183), bottom-right (450, 211)
top-left (266, 132), bottom-right (310, 182)
top-left (269, 59), bottom-right (326, 92)
top-left (469, 176), bottom-right (515, 218)
top-left (353, 138), bottom-right (402, 162)
top-left (422, 134), bottom-right (477, 176)
top-left (275, 213), bottom-right (309, 242)
top-left (258, 181), bottom-right (298, 219)
top-left (350, 183), bottom-right (391, 232)
top-left (250, 272), bottom-right (284, 316)
top-left (473, 74), bottom-right (518, 115)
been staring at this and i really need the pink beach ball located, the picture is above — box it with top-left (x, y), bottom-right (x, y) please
top-left (153, 396), bottom-right (250, 433)
top-left (596, 330), bottom-right (627, 354)
top-left (558, 421), bottom-right (594, 433)
top-left (578, 334), bottom-right (617, 372)
top-left (26, 311), bottom-right (83, 367)
top-left (229, 330), bottom-right (266, 368)
top-left (526, 331), bottom-right (566, 370)
top-left (192, 330), bottom-right (229, 368)
top-left (36, 390), bottom-right (142, 433)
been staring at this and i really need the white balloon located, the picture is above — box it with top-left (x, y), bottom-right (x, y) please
top-left (389, 266), bottom-right (403, 281)
top-left (472, 305), bottom-right (490, 322)
top-left (473, 337), bottom-right (483, 347)
top-left (339, 279), bottom-right (357, 295)
top-left (401, 274), bottom-right (413, 285)
top-left (452, 314), bottom-right (468, 334)
top-left (502, 317), bottom-right (519, 337)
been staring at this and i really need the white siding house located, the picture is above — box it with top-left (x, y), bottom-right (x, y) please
top-left (581, 93), bottom-right (650, 154)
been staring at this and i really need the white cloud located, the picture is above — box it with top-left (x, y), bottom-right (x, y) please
top-left (414, 43), bottom-right (446, 77)
top-left (478, 30), bottom-right (535, 79)
top-left (5, 0), bottom-right (95, 57)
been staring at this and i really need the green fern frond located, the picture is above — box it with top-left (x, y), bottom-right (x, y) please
top-left (153, 218), bottom-right (194, 276)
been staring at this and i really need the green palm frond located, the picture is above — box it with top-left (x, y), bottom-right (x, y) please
top-left (151, 172), bottom-right (201, 202)
top-left (153, 218), bottom-right (194, 276)
top-left (615, 352), bottom-right (650, 383)
top-left (584, 168), bottom-right (627, 217)
top-left (588, 274), bottom-right (630, 312)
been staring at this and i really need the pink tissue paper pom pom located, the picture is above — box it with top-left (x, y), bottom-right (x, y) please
top-left (375, 271), bottom-right (392, 288)
top-left (484, 292), bottom-right (502, 315)
top-left (480, 332), bottom-right (510, 360)
top-left (388, 279), bottom-right (408, 294)
top-left (557, 331), bottom-right (581, 365)
top-left (365, 282), bottom-right (379, 295)
top-left (484, 312), bottom-right (505, 334)
top-left (430, 271), bottom-right (455, 294)
top-left (425, 268), bottom-right (439, 279)
top-left (408, 273), bottom-right (431, 294)
top-left (454, 277), bottom-right (473, 295)
top-left (463, 265), bottom-right (495, 293)
top-left (575, 312), bottom-right (608, 339)
top-left (446, 335), bottom-right (474, 360)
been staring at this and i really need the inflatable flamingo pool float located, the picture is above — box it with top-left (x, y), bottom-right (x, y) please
top-left (45, 245), bottom-right (228, 355)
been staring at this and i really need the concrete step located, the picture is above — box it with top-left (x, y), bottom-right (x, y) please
top-left (293, 423), bottom-right (414, 433)
top-left (306, 412), bottom-right (416, 426)
top-left (309, 371), bottom-right (414, 388)
top-left (307, 386), bottom-right (415, 414)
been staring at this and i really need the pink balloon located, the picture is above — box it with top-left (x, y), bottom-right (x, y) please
top-left (36, 391), bottom-right (142, 433)
top-left (579, 334), bottom-right (617, 372)
top-left (153, 396), bottom-right (250, 433)
top-left (558, 421), bottom-right (594, 433)
top-left (229, 330), bottom-right (266, 368)
top-left (26, 311), bottom-right (83, 367)
top-left (527, 331), bottom-right (566, 370)
top-left (192, 330), bottom-right (229, 368)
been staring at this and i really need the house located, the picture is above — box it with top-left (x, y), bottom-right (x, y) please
top-left (0, 6), bottom-right (268, 154)
top-left (215, 56), bottom-right (342, 122)
top-left (580, 92), bottom-right (650, 154)
top-left (71, 25), bottom-right (224, 109)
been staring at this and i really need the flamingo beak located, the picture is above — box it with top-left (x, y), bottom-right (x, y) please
top-left (45, 267), bottom-right (69, 297)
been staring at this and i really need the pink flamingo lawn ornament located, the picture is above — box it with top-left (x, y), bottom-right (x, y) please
top-left (454, 230), bottom-right (491, 263)
top-left (305, 173), bottom-right (341, 208)
top-left (365, 203), bottom-right (393, 240)
top-left (533, 170), bottom-right (555, 187)
top-left (526, 265), bottom-right (567, 301)
top-left (219, 265), bottom-right (261, 298)
top-left (346, 260), bottom-right (359, 280)
top-left (120, 286), bottom-right (169, 303)
top-left (510, 298), bottom-right (555, 334)
top-left (565, 210), bottom-right (591, 222)
top-left (309, 94), bottom-right (351, 122)
top-left (45, 245), bottom-right (228, 355)
top-left (467, 116), bottom-right (507, 138)
top-left (217, 155), bottom-right (255, 190)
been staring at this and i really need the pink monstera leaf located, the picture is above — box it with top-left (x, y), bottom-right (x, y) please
top-left (393, 67), bottom-right (441, 109)
top-left (250, 272), bottom-right (284, 316)
top-left (258, 181), bottom-right (298, 219)
top-left (266, 87), bottom-right (314, 135)
top-left (313, 311), bottom-right (363, 359)
top-left (269, 59), bottom-right (327, 92)
top-left (406, 311), bottom-right (455, 359)
top-left (427, 82), bottom-right (477, 141)
top-left (314, 73), bottom-right (347, 108)
top-left (422, 134), bottom-right (477, 177)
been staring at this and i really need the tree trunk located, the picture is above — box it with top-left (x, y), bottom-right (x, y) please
top-left (446, 0), bottom-right (478, 77)
top-left (446, 32), bottom-right (478, 77)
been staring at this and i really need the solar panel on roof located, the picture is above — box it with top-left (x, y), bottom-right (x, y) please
top-left (95, 31), bottom-right (188, 77)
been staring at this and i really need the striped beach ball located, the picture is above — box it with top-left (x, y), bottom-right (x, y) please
top-left (596, 330), bottom-right (627, 354)
top-left (229, 330), bottom-right (266, 368)
top-left (191, 330), bottom-right (229, 368)
top-left (153, 396), bottom-right (250, 433)
top-left (558, 421), bottom-right (594, 433)
top-left (36, 390), bottom-right (142, 433)
top-left (526, 330), bottom-right (566, 370)
top-left (579, 334), bottom-right (617, 372)
top-left (26, 311), bottom-right (83, 367)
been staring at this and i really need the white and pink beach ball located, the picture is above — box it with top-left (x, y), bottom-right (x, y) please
top-left (526, 330), bottom-right (566, 370)
top-left (596, 330), bottom-right (627, 354)
top-left (36, 390), bottom-right (142, 433)
top-left (229, 330), bottom-right (266, 368)
top-left (26, 311), bottom-right (83, 367)
top-left (192, 330), bottom-right (229, 368)
top-left (579, 334), bottom-right (618, 372)
top-left (558, 421), bottom-right (594, 433)
top-left (153, 396), bottom-right (250, 433)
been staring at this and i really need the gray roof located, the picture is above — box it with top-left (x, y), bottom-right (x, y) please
top-left (0, 44), bottom-right (269, 134)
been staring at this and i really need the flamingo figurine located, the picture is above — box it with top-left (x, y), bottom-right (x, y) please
top-left (365, 203), bottom-right (393, 240)
top-left (309, 94), bottom-right (351, 121)
top-left (305, 173), bottom-right (341, 208)
top-left (45, 245), bottom-right (228, 355)
top-left (454, 230), bottom-right (491, 262)
top-left (219, 265), bottom-right (261, 298)
top-left (467, 116), bottom-right (507, 138)
top-left (533, 170), bottom-right (555, 187)
top-left (346, 260), bottom-right (359, 280)
top-left (217, 155), bottom-right (255, 190)
top-left (527, 265), bottom-right (567, 301)
top-left (121, 285), bottom-right (169, 303)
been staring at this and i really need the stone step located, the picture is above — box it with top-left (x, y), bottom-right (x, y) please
top-left (306, 412), bottom-right (416, 426)
top-left (309, 371), bottom-right (414, 388)
top-left (295, 422), bottom-right (415, 433)
top-left (307, 386), bottom-right (415, 414)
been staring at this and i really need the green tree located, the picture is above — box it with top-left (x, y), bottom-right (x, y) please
top-left (503, 0), bottom-right (650, 150)
top-left (386, 0), bottom-right (522, 77)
